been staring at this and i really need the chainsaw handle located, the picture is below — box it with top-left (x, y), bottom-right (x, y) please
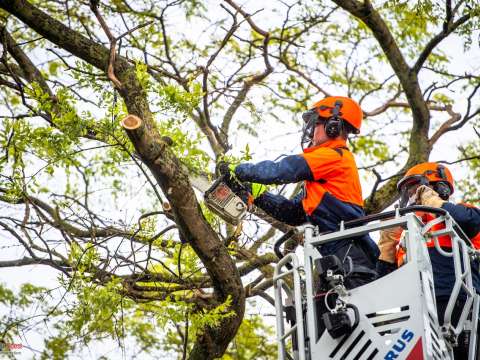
top-left (215, 163), bottom-right (252, 199)
top-left (217, 161), bottom-right (232, 177)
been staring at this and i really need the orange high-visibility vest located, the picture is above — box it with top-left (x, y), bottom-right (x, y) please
top-left (396, 207), bottom-right (480, 266)
top-left (301, 139), bottom-right (363, 215)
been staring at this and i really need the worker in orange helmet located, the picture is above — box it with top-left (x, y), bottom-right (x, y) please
top-left (377, 162), bottom-right (480, 358)
top-left (230, 96), bottom-right (379, 288)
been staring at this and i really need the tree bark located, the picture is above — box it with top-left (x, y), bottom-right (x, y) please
top-left (0, 0), bottom-right (245, 357)
top-left (333, 0), bottom-right (432, 213)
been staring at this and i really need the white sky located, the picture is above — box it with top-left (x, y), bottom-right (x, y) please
top-left (1, 1), bottom-right (480, 358)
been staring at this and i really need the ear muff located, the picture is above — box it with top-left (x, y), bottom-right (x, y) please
top-left (433, 181), bottom-right (451, 200)
top-left (324, 118), bottom-right (343, 138)
top-left (324, 100), bottom-right (344, 139)
top-left (432, 165), bottom-right (451, 200)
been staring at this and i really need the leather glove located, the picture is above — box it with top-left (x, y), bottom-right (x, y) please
top-left (415, 185), bottom-right (445, 208)
top-left (378, 227), bottom-right (403, 263)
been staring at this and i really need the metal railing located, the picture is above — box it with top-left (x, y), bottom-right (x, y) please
top-left (422, 214), bottom-right (478, 354)
top-left (273, 206), bottom-right (480, 359)
top-left (274, 253), bottom-right (306, 360)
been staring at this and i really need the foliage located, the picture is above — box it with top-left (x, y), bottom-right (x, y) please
top-left (0, 0), bottom-right (479, 358)
top-left (0, 282), bottom-right (50, 353)
top-left (222, 315), bottom-right (277, 360)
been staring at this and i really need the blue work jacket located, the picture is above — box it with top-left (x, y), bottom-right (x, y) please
top-left (235, 139), bottom-right (379, 266)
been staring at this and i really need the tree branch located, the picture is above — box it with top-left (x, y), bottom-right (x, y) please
top-left (412, 13), bottom-right (471, 74)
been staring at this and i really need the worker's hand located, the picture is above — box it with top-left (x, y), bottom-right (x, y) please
top-left (415, 185), bottom-right (445, 208)
top-left (218, 161), bottom-right (242, 182)
top-left (217, 161), bottom-right (233, 177)
top-left (217, 161), bottom-right (241, 188)
top-left (242, 182), bottom-right (269, 208)
top-left (216, 161), bottom-right (245, 199)
top-left (250, 183), bottom-right (268, 198)
top-left (217, 162), bottom-right (267, 207)
top-left (378, 227), bottom-right (402, 264)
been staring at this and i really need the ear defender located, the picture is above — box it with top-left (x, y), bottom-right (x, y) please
top-left (433, 182), bottom-right (451, 200)
top-left (324, 100), bottom-right (344, 139)
top-left (433, 165), bottom-right (451, 200)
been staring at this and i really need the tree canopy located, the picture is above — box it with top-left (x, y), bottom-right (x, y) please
top-left (0, 0), bottom-right (479, 358)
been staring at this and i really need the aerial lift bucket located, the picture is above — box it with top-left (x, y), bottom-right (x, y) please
top-left (274, 206), bottom-right (480, 360)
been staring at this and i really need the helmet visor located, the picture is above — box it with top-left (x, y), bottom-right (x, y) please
top-left (301, 110), bottom-right (326, 149)
top-left (302, 109), bottom-right (319, 124)
top-left (398, 174), bottom-right (428, 208)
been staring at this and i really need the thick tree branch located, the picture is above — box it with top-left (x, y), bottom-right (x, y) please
top-left (0, 2), bottom-right (246, 357)
top-left (332, 0), bottom-right (430, 138)
top-left (333, 0), bottom-right (434, 213)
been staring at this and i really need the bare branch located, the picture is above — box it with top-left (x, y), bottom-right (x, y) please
top-left (89, 0), bottom-right (123, 89)
top-left (413, 13), bottom-right (471, 74)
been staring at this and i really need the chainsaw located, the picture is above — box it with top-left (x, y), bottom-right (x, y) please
top-left (189, 170), bottom-right (249, 225)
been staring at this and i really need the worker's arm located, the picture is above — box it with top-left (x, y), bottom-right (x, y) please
top-left (235, 155), bottom-right (313, 184)
top-left (442, 202), bottom-right (480, 238)
top-left (416, 186), bottom-right (480, 238)
top-left (376, 260), bottom-right (397, 278)
top-left (254, 191), bottom-right (307, 226)
top-left (376, 227), bottom-right (402, 278)
top-left (235, 148), bottom-right (341, 185)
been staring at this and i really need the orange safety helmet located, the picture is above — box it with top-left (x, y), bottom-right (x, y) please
top-left (397, 162), bottom-right (454, 207)
top-left (310, 96), bottom-right (363, 133)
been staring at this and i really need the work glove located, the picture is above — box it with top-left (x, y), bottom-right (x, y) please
top-left (216, 161), bottom-right (240, 190)
top-left (378, 227), bottom-right (402, 264)
top-left (216, 161), bottom-right (268, 206)
top-left (242, 182), bottom-right (268, 208)
top-left (250, 182), bottom-right (268, 199)
top-left (230, 162), bottom-right (269, 200)
top-left (415, 185), bottom-right (445, 208)
top-left (217, 161), bottom-right (233, 178)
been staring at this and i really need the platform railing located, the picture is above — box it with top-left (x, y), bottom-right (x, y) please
top-left (274, 253), bottom-right (306, 360)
